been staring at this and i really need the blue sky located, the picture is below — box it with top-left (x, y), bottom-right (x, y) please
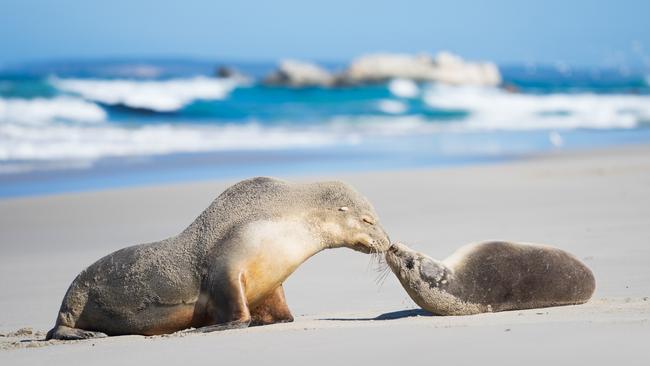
top-left (1, 0), bottom-right (649, 67)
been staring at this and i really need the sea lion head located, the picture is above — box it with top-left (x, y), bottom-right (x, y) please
top-left (309, 181), bottom-right (390, 254)
top-left (385, 242), bottom-right (449, 289)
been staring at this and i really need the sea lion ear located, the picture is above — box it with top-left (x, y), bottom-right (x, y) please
top-left (338, 206), bottom-right (349, 212)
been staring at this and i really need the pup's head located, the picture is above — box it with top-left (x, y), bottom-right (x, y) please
top-left (385, 242), bottom-right (448, 288)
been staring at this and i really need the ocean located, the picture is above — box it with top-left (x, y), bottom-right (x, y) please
top-left (1, 60), bottom-right (649, 197)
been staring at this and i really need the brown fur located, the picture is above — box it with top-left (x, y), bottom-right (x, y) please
top-left (386, 241), bottom-right (595, 315)
top-left (46, 177), bottom-right (389, 339)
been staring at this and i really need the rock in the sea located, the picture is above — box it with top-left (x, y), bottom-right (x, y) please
top-left (215, 66), bottom-right (237, 78)
top-left (214, 65), bottom-right (250, 84)
top-left (339, 52), bottom-right (501, 86)
top-left (263, 60), bottom-right (335, 87)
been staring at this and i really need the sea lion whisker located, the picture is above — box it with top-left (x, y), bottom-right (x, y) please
top-left (372, 252), bottom-right (386, 273)
top-left (375, 266), bottom-right (392, 289)
top-left (373, 261), bottom-right (391, 286)
top-left (367, 247), bottom-right (384, 274)
top-left (365, 252), bottom-right (375, 273)
top-left (372, 250), bottom-right (388, 273)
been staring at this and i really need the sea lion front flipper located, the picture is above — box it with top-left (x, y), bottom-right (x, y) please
top-left (250, 284), bottom-right (294, 326)
top-left (45, 325), bottom-right (108, 340)
top-left (194, 271), bottom-right (252, 333)
top-left (187, 319), bottom-right (251, 333)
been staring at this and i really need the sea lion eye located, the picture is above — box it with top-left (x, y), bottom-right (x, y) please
top-left (361, 216), bottom-right (375, 225)
top-left (338, 206), bottom-right (349, 212)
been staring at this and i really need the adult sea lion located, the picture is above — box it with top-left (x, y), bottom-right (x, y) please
top-left (385, 241), bottom-right (595, 315)
top-left (46, 177), bottom-right (390, 340)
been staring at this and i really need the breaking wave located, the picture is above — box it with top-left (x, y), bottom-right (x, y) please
top-left (0, 115), bottom-right (444, 162)
top-left (3, 79), bottom-right (650, 167)
top-left (423, 85), bottom-right (650, 130)
top-left (50, 76), bottom-right (238, 112)
top-left (0, 97), bottom-right (106, 124)
top-left (0, 122), bottom-right (349, 161)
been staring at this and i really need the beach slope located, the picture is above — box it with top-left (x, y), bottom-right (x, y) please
top-left (1, 146), bottom-right (649, 365)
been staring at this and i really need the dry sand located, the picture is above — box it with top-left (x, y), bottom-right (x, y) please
top-left (1, 146), bottom-right (649, 365)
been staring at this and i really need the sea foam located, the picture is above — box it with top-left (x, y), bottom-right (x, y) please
top-left (0, 114), bottom-right (440, 162)
top-left (377, 99), bottom-right (408, 114)
top-left (423, 85), bottom-right (650, 130)
top-left (388, 78), bottom-right (419, 98)
top-left (50, 76), bottom-right (238, 112)
top-left (3, 80), bottom-right (650, 166)
top-left (0, 97), bottom-right (106, 124)
top-left (0, 122), bottom-right (341, 161)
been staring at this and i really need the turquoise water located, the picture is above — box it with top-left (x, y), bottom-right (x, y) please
top-left (1, 60), bottom-right (649, 197)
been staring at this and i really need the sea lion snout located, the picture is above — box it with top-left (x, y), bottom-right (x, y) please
top-left (373, 226), bottom-right (391, 252)
top-left (350, 229), bottom-right (390, 253)
top-left (388, 242), bottom-right (408, 254)
top-left (386, 242), bottom-right (412, 258)
top-left (385, 242), bottom-right (417, 273)
top-left (343, 212), bottom-right (390, 253)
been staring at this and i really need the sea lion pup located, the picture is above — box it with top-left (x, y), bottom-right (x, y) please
top-left (46, 177), bottom-right (390, 340)
top-left (385, 241), bottom-right (595, 315)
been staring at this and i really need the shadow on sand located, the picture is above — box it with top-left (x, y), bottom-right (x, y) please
top-left (320, 309), bottom-right (434, 321)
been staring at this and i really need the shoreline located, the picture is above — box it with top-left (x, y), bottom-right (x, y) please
top-left (1, 145), bottom-right (649, 364)
top-left (2, 139), bottom-right (650, 200)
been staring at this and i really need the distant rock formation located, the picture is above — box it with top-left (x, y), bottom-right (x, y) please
top-left (339, 52), bottom-right (501, 86)
top-left (262, 52), bottom-right (501, 87)
top-left (263, 60), bottom-right (335, 87)
top-left (214, 65), bottom-right (250, 84)
top-left (215, 66), bottom-right (237, 78)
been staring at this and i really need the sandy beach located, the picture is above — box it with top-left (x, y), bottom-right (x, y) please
top-left (1, 146), bottom-right (649, 365)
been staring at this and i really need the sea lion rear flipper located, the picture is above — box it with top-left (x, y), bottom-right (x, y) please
top-left (187, 319), bottom-right (251, 333)
top-left (45, 325), bottom-right (107, 340)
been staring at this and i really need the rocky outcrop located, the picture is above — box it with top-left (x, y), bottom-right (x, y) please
top-left (263, 60), bottom-right (335, 87)
top-left (338, 52), bottom-right (501, 86)
top-left (262, 52), bottom-right (501, 87)
top-left (214, 65), bottom-right (251, 84)
top-left (215, 66), bottom-right (238, 78)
